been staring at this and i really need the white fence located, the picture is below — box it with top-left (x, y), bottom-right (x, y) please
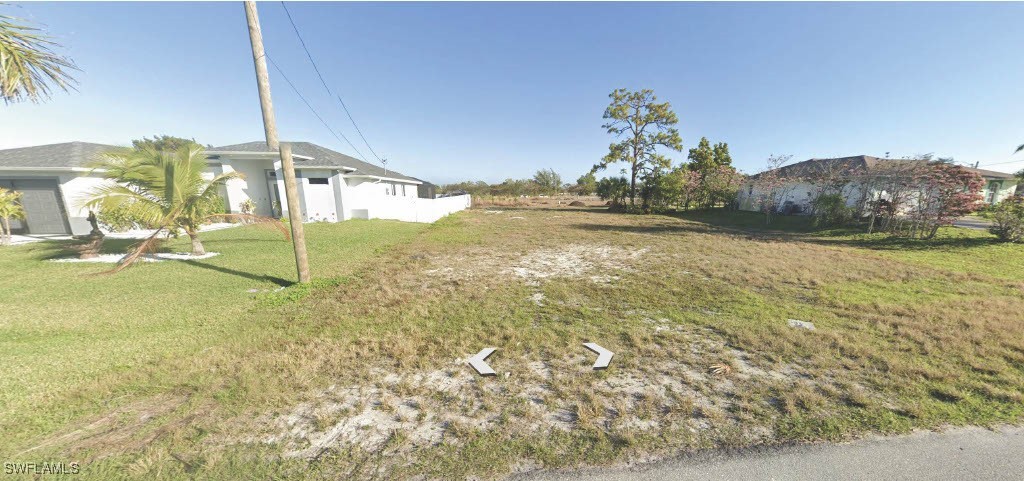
top-left (348, 194), bottom-right (471, 223)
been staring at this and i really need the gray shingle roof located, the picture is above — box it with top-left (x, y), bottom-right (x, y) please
top-left (0, 141), bottom-right (119, 169)
top-left (968, 167), bottom-right (1016, 180)
top-left (209, 141), bottom-right (420, 183)
top-left (754, 155), bottom-right (1017, 180)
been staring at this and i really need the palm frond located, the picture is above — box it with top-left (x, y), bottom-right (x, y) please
top-left (0, 12), bottom-right (79, 103)
top-left (99, 227), bottom-right (167, 275)
top-left (78, 182), bottom-right (167, 228)
top-left (0, 186), bottom-right (26, 219)
top-left (194, 171), bottom-right (243, 206)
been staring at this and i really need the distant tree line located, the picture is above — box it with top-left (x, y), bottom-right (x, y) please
top-left (440, 168), bottom-right (601, 197)
top-left (441, 89), bottom-right (747, 211)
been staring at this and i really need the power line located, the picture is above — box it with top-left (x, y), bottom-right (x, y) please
top-left (265, 53), bottom-right (369, 162)
top-left (976, 158), bottom-right (1024, 168)
top-left (280, 2), bottom-right (384, 164)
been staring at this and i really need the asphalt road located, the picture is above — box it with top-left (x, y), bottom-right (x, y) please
top-left (953, 216), bottom-right (994, 231)
top-left (518, 426), bottom-right (1024, 481)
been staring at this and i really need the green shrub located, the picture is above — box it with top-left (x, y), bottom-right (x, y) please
top-left (203, 193), bottom-right (227, 218)
top-left (989, 196), bottom-right (1024, 243)
top-left (97, 194), bottom-right (226, 232)
top-left (810, 193), bottom-right (853, 227)
top-left (96, 206), bottom-right (150, 232)
top-left (239, 198), bottom-right (257, 215)
top-left (596, 176), bottom-right (630, 208)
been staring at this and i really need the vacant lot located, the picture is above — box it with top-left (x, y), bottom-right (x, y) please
top-left (2, 208), bottom-right (1022, 480)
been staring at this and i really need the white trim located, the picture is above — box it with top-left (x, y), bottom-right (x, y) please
top-left (205, 150), bottom-right (316, 161)
top-left (296, 165), bottom-right (356, 171)
top-left (343, 174), bottom-right (422, 185)
top-left (0, 166), bottom-right (95, 172)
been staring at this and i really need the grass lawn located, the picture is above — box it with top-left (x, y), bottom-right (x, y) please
top-left (1, 209), bottom-right (1022, 480)
top-left (0, 221), bottom-right (426, 456)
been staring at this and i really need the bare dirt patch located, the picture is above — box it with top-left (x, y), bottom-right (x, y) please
top-left (426, 243), bottom-right (649, 286)
top-left (255, 325), bottom-right (810, 464)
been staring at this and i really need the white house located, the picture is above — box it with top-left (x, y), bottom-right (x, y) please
top-left (0, 141), bottom-right (469, 236)
top-left (737, 155), bottom-right (1019, 214)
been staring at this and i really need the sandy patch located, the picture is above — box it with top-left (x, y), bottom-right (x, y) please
top-left (425, 243), bottom-right (648, 286)
top-left (254, 326), bottom-right (816, 461)
top-left (507, 244), bottom-right (648, 285)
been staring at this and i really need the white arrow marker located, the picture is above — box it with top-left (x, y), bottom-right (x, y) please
top-left (468, 347), bottom-right (497, 376)
top-left (583, 342), bottom-right (614, 370)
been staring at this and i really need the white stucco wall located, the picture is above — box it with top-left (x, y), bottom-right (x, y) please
top-left (346, 191), bottom-right (470, 223)
top-left (3, 155), bottom-right (465, 237)
top-left (219, 158), bottom-right (275, 217)
top-left (738, 181), bottom-right (871, 214)
top-left (57, 173), bottom-right (107, 234)
top-left (299, 170), bottom-right (337, 222)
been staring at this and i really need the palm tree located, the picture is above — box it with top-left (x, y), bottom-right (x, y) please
top-left (0, 9), bottom-right (78, 103)
top-left (0, 187), bottom-right (26, 245)
top-left (82, 145), bottom-right (242, 258)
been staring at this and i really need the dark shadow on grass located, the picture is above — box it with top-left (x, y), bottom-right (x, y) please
top-left (26, 238), bottom-right (142, 261)
top-left (572, 221), bottom-right (715, 236)
top-left (573, 207), bottom-right (1003, 253)
top-left (473, 206), bottom-right (615, 214)
top-left (179, 259), bottom-right (294, 287)
top-left (671, 209), bottom-right (821, 234)
top-left (800, 234), bottom-right (999, 252)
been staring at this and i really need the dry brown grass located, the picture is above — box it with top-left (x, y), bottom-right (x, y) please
top-left (10, 207), bottom-right (1024, 479)
top-left (472, 194), bottom-right (606, 209)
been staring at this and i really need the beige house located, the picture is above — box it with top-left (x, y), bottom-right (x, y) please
top-left (738, 155), bottom-right (1019, 214)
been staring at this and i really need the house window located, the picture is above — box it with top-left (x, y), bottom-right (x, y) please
top-left (987, 181), bottom-right (1000, 204)
top-left (399, 184), bottom-right (405, 196)
top-left (308, 177), bottom-right (329, 185)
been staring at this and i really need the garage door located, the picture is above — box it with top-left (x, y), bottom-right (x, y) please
top-left (0, 179), bottom-right (70, 235)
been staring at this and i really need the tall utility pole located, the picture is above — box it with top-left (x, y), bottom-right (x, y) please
top-left (244, 0), bottom-right (310, 283)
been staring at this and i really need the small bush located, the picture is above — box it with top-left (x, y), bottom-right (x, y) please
top-left (989, 196), bottom-right (1024, 243)
top-left (810, 193), bottom-right (853, 227)
top-left (595, 176), bottom-right (630, 208)
top-left (239, 198), bottom-right (257, 215)
top-left (96, 206), bottom-right (151, 232)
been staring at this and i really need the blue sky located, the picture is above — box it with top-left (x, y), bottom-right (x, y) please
top-left (3, 2), bottom-right (1023, 183)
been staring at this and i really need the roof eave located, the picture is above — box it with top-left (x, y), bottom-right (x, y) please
top-left (343, 174), bottom-right (422, 185)
top-left (205, 150), bottom-right (316, 161)
top-left (0, 166), bottom-right (95, 173)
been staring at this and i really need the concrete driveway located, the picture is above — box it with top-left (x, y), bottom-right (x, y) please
top-left (519, 426), bottom-right (1024, 481)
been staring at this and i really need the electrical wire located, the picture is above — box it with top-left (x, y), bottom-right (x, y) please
top-left (265, 53), bottom-right (369, 162)
top-left (280, 2), bottom-right (385, 164)
top-left (975, 158), bottom-right (1024, 168)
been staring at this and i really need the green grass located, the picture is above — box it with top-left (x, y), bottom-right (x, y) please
top-left (678, 209), bottom-right (1023, 280)
top-left (2, 209), bottom-right (1023, 480)
top-left (0, 220), bottom-right (425, 452)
